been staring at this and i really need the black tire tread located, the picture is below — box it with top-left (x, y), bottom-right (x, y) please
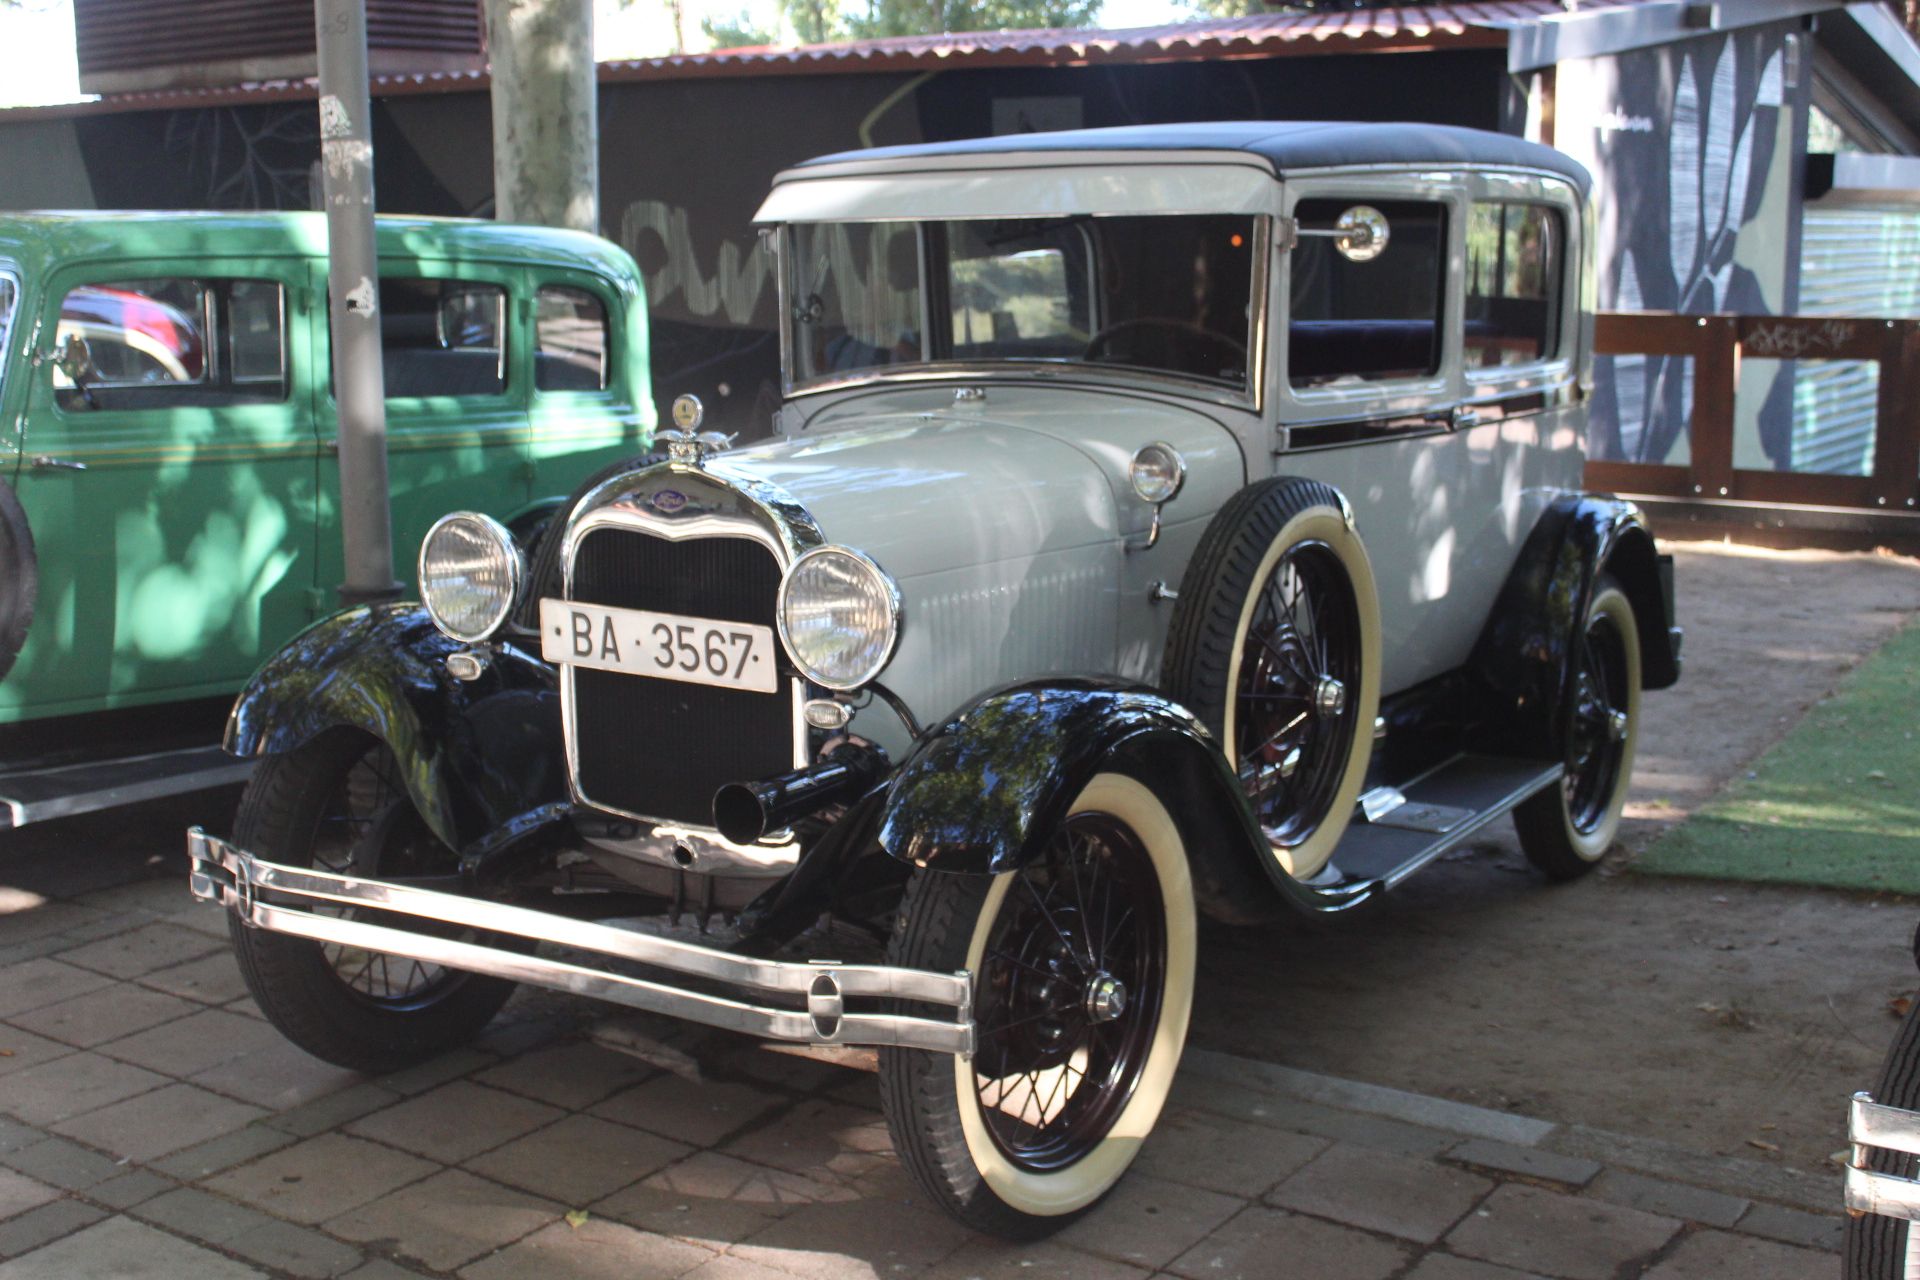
top-left (1848, 992), bottom-right (1920, 1277)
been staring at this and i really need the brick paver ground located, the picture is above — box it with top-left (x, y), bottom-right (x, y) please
top-left (0, 855), bottom-right (1847, 1279)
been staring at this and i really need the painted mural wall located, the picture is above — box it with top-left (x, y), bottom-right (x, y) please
top-left (1555, 21), bottom-right (1812, 472)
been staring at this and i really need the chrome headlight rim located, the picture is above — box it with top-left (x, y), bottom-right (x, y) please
top-left (418, 511), bottom-right (524, 645)
top-left (775, 544), bottom-right (902, 693)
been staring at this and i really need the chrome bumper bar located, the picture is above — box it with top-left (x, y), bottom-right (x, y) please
top-left (187, 828), bottom-right (973, 1056)
top-left (1849, 1092), bottom-right (1920, 1219)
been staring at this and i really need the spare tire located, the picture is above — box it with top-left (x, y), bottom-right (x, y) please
top-left (1161, 476), bottom-right (1379, 882)
top-left (0, 479), bottom-right (37, 684)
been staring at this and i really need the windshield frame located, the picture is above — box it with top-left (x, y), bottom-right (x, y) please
top-left (777, 214), bottom-right (1270, 415)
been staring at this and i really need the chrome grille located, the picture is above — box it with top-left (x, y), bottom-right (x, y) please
top-left (566, 525), bottom-right (796, 826)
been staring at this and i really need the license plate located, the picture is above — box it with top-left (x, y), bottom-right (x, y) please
top-left (539, 598), bottom-right (779, 694)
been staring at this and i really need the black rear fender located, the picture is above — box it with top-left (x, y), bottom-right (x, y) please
top-left (876, 679), bottom-right (1369, 923)
top-left (226, 604), bottom-right (565, 853)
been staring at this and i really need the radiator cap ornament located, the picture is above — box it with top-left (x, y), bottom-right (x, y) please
top-left (661, 395), bottom-right (735, 466)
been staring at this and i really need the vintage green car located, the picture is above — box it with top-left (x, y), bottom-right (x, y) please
top-left (0, 211), bottom-right (653, 824)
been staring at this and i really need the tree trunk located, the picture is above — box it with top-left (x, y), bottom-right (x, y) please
top-left (485, 0), bottom-right (598, 233)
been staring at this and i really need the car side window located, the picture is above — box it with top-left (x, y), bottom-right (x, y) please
top-left (1288, 199), bottom-right (1447, 388)
top-left (1465, 203), bottom-right (1563, 370)
top-left (535, 285), bottom-right (609, 392)
top-left (377, 278), bottom-right (507, 399)
top-left (54, 277), bottom-right (288, 412)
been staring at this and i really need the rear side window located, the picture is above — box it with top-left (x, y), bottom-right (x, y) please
top-left (535, 286), bottom-right (608, 392)
top-left (0, 273), bottom-right (18, 397)
top-left (1288, 199), bottom-right (1447, 388)
top-left (377, 278), bottom-right (506, 398)
top-left (1465, 203), bottom-right (1563, 369)
top-left (54, 277), bottom-right (287, 411)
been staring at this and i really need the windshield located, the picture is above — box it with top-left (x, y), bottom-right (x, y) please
top-left (787, 214), bottom-right (1258, 394)
top-left (0, 272), bottom-right (17, 402)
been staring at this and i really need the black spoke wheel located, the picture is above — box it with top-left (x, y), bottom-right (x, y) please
top-left (228, 729), bottom-right (518, 1074)
top-left (880, 774), bottom-right (1195, 1239)
top-left (1162, 477), bottom-right (1379, 881)
top-left (1515, 576), bottom-right (1641, 879)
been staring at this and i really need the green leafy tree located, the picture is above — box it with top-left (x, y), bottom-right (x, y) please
top-left (702, 9), bottom-right (776, 45)
top-left (780, 0), bottom-right (843, 44)
top-left (846, 0), bottom-right (1098, 37)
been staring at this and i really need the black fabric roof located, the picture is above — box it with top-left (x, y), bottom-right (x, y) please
top-left (800, 121), bottom-right (1591, 195)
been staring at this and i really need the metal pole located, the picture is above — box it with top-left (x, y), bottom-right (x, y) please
top-left (316, 0), bottom-right (401, 606)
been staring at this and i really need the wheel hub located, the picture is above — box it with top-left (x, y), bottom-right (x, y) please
top-left (1083, 972), bottom-right (1128, 1024)
top-left (1314, 675), bottom-right (1347, 718)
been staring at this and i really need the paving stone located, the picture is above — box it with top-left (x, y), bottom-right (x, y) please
top-left (1267, 1141), bottom-right (1493, 1243)
top-left (0, 1126), bottom-right (36, 1159)
top-left (730, 1187), bottom-right (973, 1280)
top-left (206, 1134), bottom-right (439, 1225)
top-left (0, 1213), bottom-right (262, 1278)
top-left (465, 1113), bottom-right (690, 1206)
top-left (137, 952), bottom-right (252, 1006)
top-left (459, 1216), bottom-right (714, 1280)
top-left (0, 903), bottom-right (108, 951)
top-left (96, 1007), bottom-right (284, 1078)
top-left (0, 1030), bottom-right (75, 1080)
top-left (52, 1081), bottom-right (267, 1162)
top-left (347, 1080), bottom-right (564, 1164)
top-left (722, 1045), bottom-right (863, 1096)
top-left (0, 1051), bottom-right (165, 1125)
top-left (189, 1038), bottom-right (367, 1113)
top-left (152, 1123), bottom-right (299, 1180)
top-left (1166, 1075), bottom-right (1457, 1159)
top-left (1446, 1138), bottom-right (1602, 1188)
top-left (7, 983), bottom-right (197, 1049)
top-left (1639, 1228), bottom-right (1837, 1279)
top-left (717, 1099), bottom-right (892, 1188)
top-left (1170, 1205), bottom-right (1411, 1280)
top-left (227, 1218), bottom-right (365, 1279)
top-left (926, 1238), bottom-right (1154, 1279)
top-left (84, 1168), bottom-right (174, 1209)
top-left (341, 1262), bottom-right (435, 1280)
top-left (1135, 1106), bottom-right (1328, 1198)
top-left (0, 1198), bottom-right (110, 1261)
top-left (1735, 1201), bottom-right (1844, 1251)
top-left (1444, 1183), bottom-right (1681, 1280)
top-left (0, 962), bottom-right (112, 1021)
top-left (592, 1076), bottom-right (788, 1149)
top-left (592, 1152), bottom-right (850, 1248)
top-left (0, 1172), bottom-right (58, 1223)
top-left (473, 1041), bottom-right (654, 1111)
top-left (1585, 1169), bottom-right (1749, 1229)
top-left (1054, 1172), bottom-right (1243, 1270)
top-left (374, 1048), bottom-right (499, 1097)
top-left (135, 1185), bottom-right (278, 1244)
top-left (266, 1083), bottom-right (404, 1137)
top-left (71, 875), bottom-right (202, 920)
top-left (0, 1137), bottom-right (123, 1191)
top-left (678, 1255), bottom-right (808, 1280)
top-left (324, 1168), bottom-right (560, 1272)
top-left (1402, 1256), bottom-right (1548, 1280)
top-left (55, 922), bottom-right (225, 981)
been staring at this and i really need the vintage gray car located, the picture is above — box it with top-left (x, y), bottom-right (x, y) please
top-left (189, 122), bottom-right (1680, 1237)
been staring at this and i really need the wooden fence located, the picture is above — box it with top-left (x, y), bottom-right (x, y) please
top-left (1585, 312), bottom-right (1920, 516)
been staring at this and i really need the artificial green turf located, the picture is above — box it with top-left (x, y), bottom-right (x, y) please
top-left (1635, 615), bottom-right (1920, 894)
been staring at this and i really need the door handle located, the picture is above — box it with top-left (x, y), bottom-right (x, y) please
top-left (1449, 406), bottom-right (1484, 431)
top-left (30, 455), bottom-right (87, 472)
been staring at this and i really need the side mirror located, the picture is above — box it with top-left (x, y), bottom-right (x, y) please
top-left (1289, 205), bottom-right (1392, 263)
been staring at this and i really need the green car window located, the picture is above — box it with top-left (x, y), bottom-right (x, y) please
top-left (376, 278), bottom-right (508, 399)
top-left (0, 272), bottom-right (17, 400)
top-left (535, 285), bottom-right (608, 392)
top-left (54, 277), bottom-right (288, 412)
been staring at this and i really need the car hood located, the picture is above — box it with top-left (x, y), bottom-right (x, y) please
top-left (709, 412), bottom-right (1121, 582)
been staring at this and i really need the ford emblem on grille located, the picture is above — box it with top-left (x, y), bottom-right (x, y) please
top-left (651, 489), bottom-right (689, 514)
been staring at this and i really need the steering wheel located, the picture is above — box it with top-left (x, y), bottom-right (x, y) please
top-left (1083, 319), bottom-right (1248, 373)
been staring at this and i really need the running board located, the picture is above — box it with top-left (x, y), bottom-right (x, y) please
top-left (0, 745), bottom-right (254, 830)
top-left (1330, 754), bottom-right (1563, 887)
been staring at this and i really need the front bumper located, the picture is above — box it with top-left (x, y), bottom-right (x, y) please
top-left (187, 828), bottom-right (973, 1056)
top-left (1848, 1092), bottom-right (1920, 1220)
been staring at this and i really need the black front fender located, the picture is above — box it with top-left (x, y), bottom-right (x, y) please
top-left (876, 679), bottom-right (1375, 922)
top-left (226, 605), bottom-right (566, 853)
top-left (1469, 494), bottom-right (1681, 759)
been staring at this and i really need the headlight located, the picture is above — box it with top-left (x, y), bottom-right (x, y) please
top-left (777, 546), bottom-right (901, 691)
top-left (419, 512), bottom-right (522, 644)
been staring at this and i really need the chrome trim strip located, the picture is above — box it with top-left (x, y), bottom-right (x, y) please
top-left (1849, 1093), bottom-right (1920, 1223)
top-left (188, 829), bottom-right (973, 1056)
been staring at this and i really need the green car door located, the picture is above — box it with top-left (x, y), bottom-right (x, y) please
top-left (5, 259), bottom-right (322, 723)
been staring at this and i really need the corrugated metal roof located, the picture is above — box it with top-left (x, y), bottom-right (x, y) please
top-left (0, 0), bottom-right (1622, 120)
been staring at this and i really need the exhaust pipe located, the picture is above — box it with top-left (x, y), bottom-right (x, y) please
top-left (713, 743), bottom-right (890, 845)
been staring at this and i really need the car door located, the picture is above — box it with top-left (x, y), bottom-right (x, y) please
top-left (6, 259), bottom-right (320, 721)
top-left (311, 259), bottom-right (532, 597)
top-left (524, 266), bottom-right (651, 507)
